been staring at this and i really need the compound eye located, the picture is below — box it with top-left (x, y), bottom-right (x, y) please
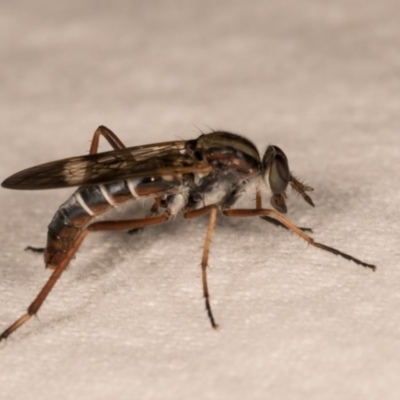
top-left (263, 146), bottom-right (290, 195)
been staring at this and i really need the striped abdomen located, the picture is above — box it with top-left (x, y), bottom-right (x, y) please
top-left (44, 177), bottom-right (182, 268)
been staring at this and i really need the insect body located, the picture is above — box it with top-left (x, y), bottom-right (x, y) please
top-left (0, 126), bottom-right (375, 340)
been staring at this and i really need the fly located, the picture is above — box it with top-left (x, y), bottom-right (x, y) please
top-left (0, 126), bottom-right (376, 341)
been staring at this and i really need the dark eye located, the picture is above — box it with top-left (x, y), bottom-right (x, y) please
top-left (262, 146), bottom-right (290, 194)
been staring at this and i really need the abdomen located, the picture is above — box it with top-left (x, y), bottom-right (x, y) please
top-left (44, 177), bottom-right (182, 268)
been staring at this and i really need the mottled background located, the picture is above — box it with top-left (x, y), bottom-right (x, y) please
top-left (0, 1), bottom-right (399, 399)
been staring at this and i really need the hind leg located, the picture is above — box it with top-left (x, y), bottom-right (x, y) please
top-left (1, 213), bottom-right (172, 341)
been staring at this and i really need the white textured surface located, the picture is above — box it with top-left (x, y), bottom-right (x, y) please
top-left (0, 1), bottom-right (399, 399)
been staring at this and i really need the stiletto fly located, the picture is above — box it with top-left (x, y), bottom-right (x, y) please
top-left (0, 126), bottom-right (376, 341)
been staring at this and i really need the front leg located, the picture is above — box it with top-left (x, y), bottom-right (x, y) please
top-left (224, 208), bottom-right (376, 270)
top-left (255, 190), bottom-right (312, 232)
top-left (260, 216), bottom-right (313, 233)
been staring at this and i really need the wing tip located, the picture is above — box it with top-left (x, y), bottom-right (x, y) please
top-left (1, 172), bottom-right (42, 190)
top-left (2, 177), bottom-right (27, 190)
top-left (1, 176), bottom-right (16, 189)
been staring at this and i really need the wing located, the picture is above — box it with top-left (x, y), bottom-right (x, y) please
top-left (2, 140), bottom-right (211, 190)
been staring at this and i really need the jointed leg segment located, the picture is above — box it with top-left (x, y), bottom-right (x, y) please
top-left (255, 190), bottom-right (312, 232)
top-left (224, 208), bottom-right (376, 270)
top-left (0, 211), bottom-right (173, 341)
top-left (0, 231), bottom-right (88, 340)
top-left (89, 125), bottom-right (127, 153)
top-left (185, 205), bottom-right (219, 329)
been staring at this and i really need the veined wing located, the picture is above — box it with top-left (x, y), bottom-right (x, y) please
top-left (2, 140), bottom-right (211, 190)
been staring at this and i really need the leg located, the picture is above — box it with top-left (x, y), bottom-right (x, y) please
top-left (1, 231), bottom-right (88, 341)
top-left (128, 196), bottom-right (164, 234)
top-left (145, 197), bottom-right (165, 217)
top-left (255, 190), bottom-right (312, 232)
top-left (1, 213), bottom-right (171, 341)
top-left (25, 126), bottom-right (127, 255)
top-left (87, 213), bottom-right (170, 232)
top-left (185, 205), bottom-right (219, 329)
top-left (224, 208), bottom-right (376, 270)
top-left (290, 176), bottom-right (315, 207)
top-left (89, 125), bottom-right (127, 154)
top-left (25, 246), bottom-right (45, 253)
top-left (260, 216), bottom-right (312, 233)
